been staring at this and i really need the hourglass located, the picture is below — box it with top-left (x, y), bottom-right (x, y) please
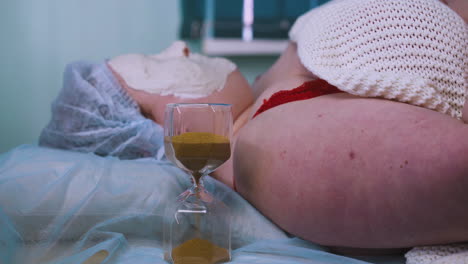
top-left (163, 103), bottom-right (232, 264)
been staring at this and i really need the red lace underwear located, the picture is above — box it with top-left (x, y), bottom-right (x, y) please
top-left (252, 79), bottom-right (343, 119)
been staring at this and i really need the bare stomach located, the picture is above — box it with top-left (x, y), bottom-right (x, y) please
top-left (234, 93), bottom-right (468, 249)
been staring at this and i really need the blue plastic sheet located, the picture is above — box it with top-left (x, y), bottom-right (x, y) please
top-left (0, 145), bottom-right (404, 264)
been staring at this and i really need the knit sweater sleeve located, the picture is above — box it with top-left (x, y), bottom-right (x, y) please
top-left (289, 0), bottom-right (467, 119)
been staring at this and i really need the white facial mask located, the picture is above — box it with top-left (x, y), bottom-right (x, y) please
top-left (109, 41), bottom-right (236, 98)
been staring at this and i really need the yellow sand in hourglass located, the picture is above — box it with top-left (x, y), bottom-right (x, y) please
top-left (171, 238), bottom-right (230, 264)
top-left (164, 132), bottom-right (231, 183)
top-left (165, 131), bottom-right (231, 264)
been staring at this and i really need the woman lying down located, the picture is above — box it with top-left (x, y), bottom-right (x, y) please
top-left (40, 0), bottom-right (468, 262)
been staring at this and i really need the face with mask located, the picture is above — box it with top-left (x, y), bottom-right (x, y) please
top-left (108, 41), bottom-right (254, 130)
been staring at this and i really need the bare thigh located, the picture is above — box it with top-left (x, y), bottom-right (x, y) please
top-left (234, 93), bottom-right (468, 248)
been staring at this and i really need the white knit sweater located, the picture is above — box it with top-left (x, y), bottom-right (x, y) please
top-left (290, 0), bottom-right (467, 119)
top-left (405, 244), bottom-right (468, 264)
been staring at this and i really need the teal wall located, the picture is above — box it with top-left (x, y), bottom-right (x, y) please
top-left (0, 1), bottom-right (276, 154)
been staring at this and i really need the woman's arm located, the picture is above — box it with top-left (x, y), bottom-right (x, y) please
top-left (234, 93), bottom-right (468, 248)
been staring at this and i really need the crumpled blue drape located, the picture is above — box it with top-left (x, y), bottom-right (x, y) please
top-left (39, 61), bottom-right (165, 160)
top-left (0, 145), bottom-right (404, 264)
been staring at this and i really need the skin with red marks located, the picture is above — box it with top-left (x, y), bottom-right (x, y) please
top-left (236, 93), bottom-right (468, 248)
top-left (233, 43), bottom-right (468, 250)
